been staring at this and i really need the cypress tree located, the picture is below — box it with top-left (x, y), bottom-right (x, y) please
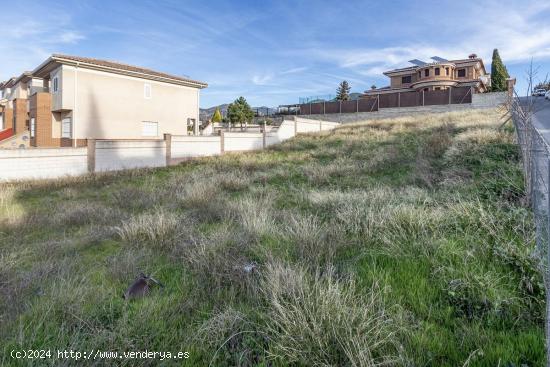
top-left (212, 107), bottom-right (222, 123)
top-left (490, 49), bottom-right (510, 92)
top-left (336, 81), bottom-right (351, 101)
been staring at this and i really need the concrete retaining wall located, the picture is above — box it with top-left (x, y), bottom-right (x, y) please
top-left (0, 147), bottom-right (87, 180)
top-left (95, 140), bottom-right (166, 172)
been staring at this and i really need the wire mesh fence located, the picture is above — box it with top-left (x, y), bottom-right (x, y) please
top-left (509, 93), bottom-right (550, 364)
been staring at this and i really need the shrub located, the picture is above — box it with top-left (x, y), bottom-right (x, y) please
top-left (262, 262), bottom-right (400, 366)
top-left (114, 208), bottom-right (181, 250)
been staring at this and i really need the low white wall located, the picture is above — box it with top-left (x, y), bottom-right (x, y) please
top-left (172, 135), bottom-right (221, 158)
top-left (295, 117), bottom-right (322, 133)
top-left (0, 148), bottom-right (88, 181)
top-left (0, 118), bottom-right (342, 182)
top-left (95, 140), bottom-right (166, 172)
top-left (224, 132), bottom-right (264, 152)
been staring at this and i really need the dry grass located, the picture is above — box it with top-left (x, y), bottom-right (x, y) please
top-left (262, 262), bottom-right (400, 366)
top-left (0, 108), bottom-right (543, 366)
top-left (113, 208), bottom-right (182, 250)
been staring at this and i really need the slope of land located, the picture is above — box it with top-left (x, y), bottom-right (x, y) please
top-left (0, 109), bottom-right (544, 366)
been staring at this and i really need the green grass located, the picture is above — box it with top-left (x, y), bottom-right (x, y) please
top-left (0, 109), bottom-right (544, 366)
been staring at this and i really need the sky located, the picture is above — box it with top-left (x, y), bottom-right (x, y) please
top-left (1, 0), bottom-right (550, 108)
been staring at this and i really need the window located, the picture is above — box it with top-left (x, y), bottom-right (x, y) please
top-left (424, 69), bottom-right (429, 77)
top-left (445, 67), bottom-right (450, 76)
top-left (418, 71), bottom-right (422, 78)
top-left (144, 83), bottom-right (152, 99)
top-left (53, 77), bottom-right (59, 93)
top-left (30, 118), bottom-right (35, 138)
top-left (435, 87), bottom-right (441, 90)
top-left (401, 76), bottom-right (412, 84)
top-left (457, 69), bottom-right (466, 77)
top-left (61, 117), bottom-right (72, 138)
top-left (435, 68), bottom-right (440, 76)
top-left (142, 121), bottom-right (158, 137)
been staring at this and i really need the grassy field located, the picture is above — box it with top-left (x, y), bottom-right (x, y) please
top-left (0, 109), bottom-right (544, 366)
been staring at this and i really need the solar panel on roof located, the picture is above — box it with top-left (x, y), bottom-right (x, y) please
top-left (431, 56), bottom-right (448, 62)
top-left (408, 59), bottom-right (427, 66)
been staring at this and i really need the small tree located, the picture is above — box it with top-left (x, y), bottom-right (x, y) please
top-left (490, 49), bottom-right (510, 92)
top-left (370, 85), bottom-right (377, 90)
top-left (336, 81), bottom-right (351, 101)
top-left (211, 107), bottom-right (222, 123)
top-left (227, 96), bottom-right (254, 129)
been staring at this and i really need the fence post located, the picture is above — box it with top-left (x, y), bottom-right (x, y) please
top-left (323, 101), bottom-right (326, 115)
top-left (356, 99), bottom-right (359, 113)
top-left (398, 92), bottom-right (401, 108)
top-left (220, 130), bottom-right (225, 154)
top-left (422, 90), bottom-right (425, 106)
top-left (319, 119), bottom-right (322, 132)
top-left (547, 158), bottom-right (550, 367)
top-left (163, 133), bottom-right (172, 166)
top-left (309, 103), bottom-right (312, 115)
top-left (87, 138), bottom-right (96, 173)
top-left (448, 88), bottom-right (452, 104)
top-left (377, 95), bottom-right (380, 111)
top-left (262, 120), bottom-right (267, 149)
top-left (339, 100), bottom-right (342, 114)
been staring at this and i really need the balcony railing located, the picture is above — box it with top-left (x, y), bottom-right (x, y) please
top-left (29, 86), bottom-right (49, 95)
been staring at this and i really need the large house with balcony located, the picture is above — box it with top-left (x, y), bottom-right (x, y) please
top-left (0, 54), bottom-right (207, 148)
top-left (363, 54), bottom-right (490, 97)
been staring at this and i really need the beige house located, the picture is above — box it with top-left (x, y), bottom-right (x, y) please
top-left (0, 54), bottom-right (207, 147)
top-left (363, 54), bottom-right (490, 96)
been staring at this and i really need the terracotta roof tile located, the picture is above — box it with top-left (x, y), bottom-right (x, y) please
top-left (51, 54), bottom-right (207, 87)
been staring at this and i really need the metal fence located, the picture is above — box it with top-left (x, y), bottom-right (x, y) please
top-left (509, 94), bottom-right (550, 365)
top-left (296, 86), bottom-right (473, 115)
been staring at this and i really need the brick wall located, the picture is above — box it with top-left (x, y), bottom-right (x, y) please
top-left (30, 93), bottom-right (54, 147)
top-left (13, 98), bottom-right (28, 134)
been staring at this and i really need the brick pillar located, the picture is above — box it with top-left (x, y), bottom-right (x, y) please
top-left (506, 78), bottom-right (516, 97)
top-left (30, 93), bottom-right (53, 147)
top-left (87, 139), bottom-right (96, 173)
top-left (262, 121), bottom-right (267, 149)
top-left (2, 107), bottom-right (13, 130)
top-left (13, 98), bottom-right (27, 134)
top-left (164, 133), bottom-right (172, 166)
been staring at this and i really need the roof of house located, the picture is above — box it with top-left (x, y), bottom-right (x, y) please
top-left (0, 77), bottom-right (17, 89)
top-left (33, 54), bottom-right (208, 89)
top-left (383, 57), bottom-right (486, 76)
top-left (12, 71), bottom-right (33, 86)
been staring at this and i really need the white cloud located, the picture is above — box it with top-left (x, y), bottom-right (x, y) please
top-left (252, 73), bottom-right (274, 85)
top-left (0, 13), bottom-right (84, 80)
top-left (302, 2), bottom-right (550, 77)
top-left (57, 31), bottom-right (85, 44)
top-left (280, 66), bottom-right (308, 75)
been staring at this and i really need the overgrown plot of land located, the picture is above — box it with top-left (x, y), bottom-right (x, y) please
top-left (0, 109), bottom-right (544, 366)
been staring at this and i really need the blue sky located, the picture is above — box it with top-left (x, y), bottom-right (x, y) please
top-left (1, 0), bottom-right (549, 107)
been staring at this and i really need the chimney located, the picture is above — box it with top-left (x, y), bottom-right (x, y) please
top-left (468, 53), bottom-right (477, 59)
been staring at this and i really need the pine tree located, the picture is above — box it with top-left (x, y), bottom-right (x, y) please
top-left (490, 49), bottom-right (510, 92)
top-left (211, 107), bottom-right (222, 123)
top-left (336, 81), bottom-right (351, 101)
top-left (227, 97), bottom-right (255, 129)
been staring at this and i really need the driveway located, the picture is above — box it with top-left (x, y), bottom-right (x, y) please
top-left (530, 96), bottom-right (550, 142)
